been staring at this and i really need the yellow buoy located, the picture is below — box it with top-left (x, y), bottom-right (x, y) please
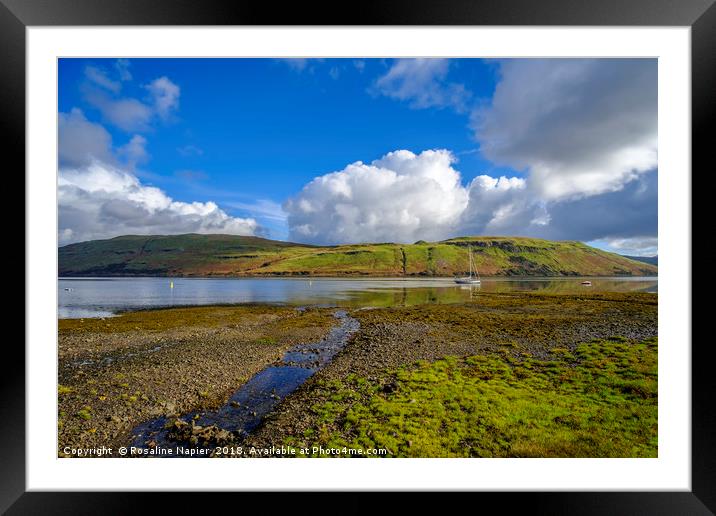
top-left (170, 280), bottom-right (174, 289)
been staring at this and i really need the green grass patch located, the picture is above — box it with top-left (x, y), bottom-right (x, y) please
top-left (58, 385), bottom-right (73, 395)
top-left (292, 337), bottom-right (657, 457)
top-left (76, 407), bottom-right (92, 420)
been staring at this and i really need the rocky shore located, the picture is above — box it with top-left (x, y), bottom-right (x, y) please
top-left (245, 292), bottom-right (658, 456)
top-left (58, 292), bottom-right (658, 458)
top-left (57, 305), bottom-right (335, 456)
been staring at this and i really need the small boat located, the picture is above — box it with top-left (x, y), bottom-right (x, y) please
top-left (581, 281), bottom-right (592, 286)
top-left (63, 287), bottom-right (73, 292)
top-left (455, 245), bottom-right (481, 285)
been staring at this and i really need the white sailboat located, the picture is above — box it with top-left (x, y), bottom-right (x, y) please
top-left (455, 245), bottom-right (481, 284)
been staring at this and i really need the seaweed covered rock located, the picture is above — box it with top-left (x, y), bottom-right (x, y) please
top-left (165, 418), bottom-right (240, 447)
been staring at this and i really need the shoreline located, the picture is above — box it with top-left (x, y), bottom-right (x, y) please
top-left (245, 292), bottom-right (658, 457)
top-left (58, 276), bottom-right (658, 320)
top-left (58, 305), bottom-right (337, 456)
top-left (60, 273), bottom-right (659, 280)
top-left (58, 291), bottom-right (658, 458)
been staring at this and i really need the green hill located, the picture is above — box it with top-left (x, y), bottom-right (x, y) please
top-left (58, 234), bottom-right (658, 277)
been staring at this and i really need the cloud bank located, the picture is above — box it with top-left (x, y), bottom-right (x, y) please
top-left (286, 59), bottom-right (657, 254)
top-left (474, 59), bottom-right (657, 201)
top-left (59, 162), bottom-right (258, 245)
top-left (58, 63), bottom-right (258, 245)
top-left (285, 149), bottom-right (657, 253)
top-left (285, 149), bottom-right (525, 245)
top-left (285, 150), bottom-right (469, 244)
top-left (59, 58), bottom-right (657, 255)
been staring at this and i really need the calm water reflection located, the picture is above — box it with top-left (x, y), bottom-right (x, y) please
top-left (58, 276), bottom-right (657, 319)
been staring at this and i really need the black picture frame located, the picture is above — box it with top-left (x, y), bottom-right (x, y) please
top-left (5, 0), bottom-right (710, 512)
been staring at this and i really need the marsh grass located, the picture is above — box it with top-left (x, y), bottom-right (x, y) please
top-left (290, 336), bottom-right (657, 457)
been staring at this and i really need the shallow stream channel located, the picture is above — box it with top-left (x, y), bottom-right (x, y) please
top-left (128, 310), bottom-right (359, 456)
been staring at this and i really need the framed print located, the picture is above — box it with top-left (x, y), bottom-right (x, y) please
top-left (5, 0), bottom-right (712, 512)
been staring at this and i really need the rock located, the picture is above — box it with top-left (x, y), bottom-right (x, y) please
top-left (382, 382), bottom-right (398, 394)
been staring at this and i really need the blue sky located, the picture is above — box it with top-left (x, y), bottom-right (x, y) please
top-left (58, 58), bottom-right (658, 256)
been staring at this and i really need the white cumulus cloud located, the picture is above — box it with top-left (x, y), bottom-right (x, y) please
top-left (459, 175), bottom-right (539, 235)
top-left (284, 147), bottom-right (657, 247)
top-left (59, 162), bottom-right (259, 245)
top-left (59, 68), bottom-right (256, 245)
top-left (285, 149), bottom-right (471, 244)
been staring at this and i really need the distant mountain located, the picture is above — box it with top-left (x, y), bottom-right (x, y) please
top-left (58, 234), bottom-right (658, 278)
top-left (621, 255), bottom-right (658, 266)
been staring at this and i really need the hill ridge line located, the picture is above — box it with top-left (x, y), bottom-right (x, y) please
top-left (59, 234), bottom-right (658, 278)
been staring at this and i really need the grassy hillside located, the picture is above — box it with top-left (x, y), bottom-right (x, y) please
top-left (58, 234), bottom-right (657, 277)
